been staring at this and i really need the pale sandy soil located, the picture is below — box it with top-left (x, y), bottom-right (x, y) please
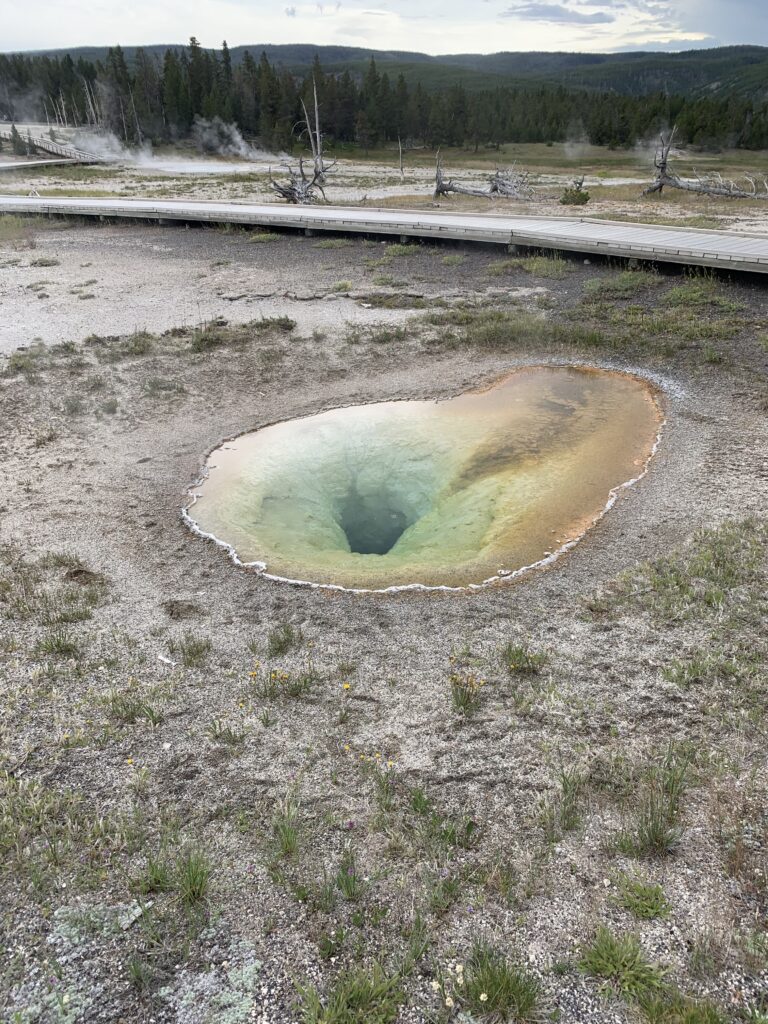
top-left (2, 142), bottom-right (767, 234)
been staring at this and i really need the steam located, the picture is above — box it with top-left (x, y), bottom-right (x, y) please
top-left (563, 120), bottom-right (590, 161)
top-left (192, 116), bottom-right (268, 159)
top-left (68, 122), bottom-right (282, 173)
top-left (71, 129), bottom-right (142, 162)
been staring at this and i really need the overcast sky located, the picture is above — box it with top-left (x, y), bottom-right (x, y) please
top-left (2, 0), bottom-right (765, 54)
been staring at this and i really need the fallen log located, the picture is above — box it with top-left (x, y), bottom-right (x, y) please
top-left (645, 127), bottom-right (768, 200)
top-left (433, 152), bottom-right (534, 201)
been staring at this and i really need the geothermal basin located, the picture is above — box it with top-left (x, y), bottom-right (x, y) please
top-left (186, 366), bottom-right (663, 590)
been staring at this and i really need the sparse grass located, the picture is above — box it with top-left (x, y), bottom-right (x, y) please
top-left (614, 874), bottom-right (670, 920)
top-left (425, 306), bottom-right (612, 352)
top-left (385, 243), bottom-right (417, 257)
top-left (583, 269), bottom-right (663, 298)
top-left (489, 252), bottom-right (571, 279)
top-left (580, 927), bottom-right (666, 999)
top-left (30, 256), bottom-right (59, 267)
top-left (142, 376), bottom-right (185, 398)
top-left (33, 426), bottom-right (57, 448)
top-left (313, 237), bottom-right (350, 249)
top-left (442, 253), bottom-right (465, 266)
top-left (0, 213), bottom-right (36, 248)
top-left (246, 231), bottom-right (282, 243)
top-left (297, 962), bottom-right (403, 1024)
top-left (104, 690), bottom-right (163, 726)
top-left (663, 273), bottom-right (743, 314)
top-left (617, 745), bottom-right (690, 858)
top-left (273, 793), bottom-right (301, 859)
top-left (253, 663), bottom-right (318, 700)
top-left (335, 849), bottom-right (364, 901)
top-left (174, 632), bottom-right (212, 668)
top-left (206, 719), bottom-right (245, 746)
top-left (711, 779), bottom-right (767, 914)
top-left (502, 641), bottom-right (548, 675)
top-left (346, 323), bottom-right (409, 344)
top-left (267, 621), bottom-right (303, 657)
top-left (2, 344), bottom-right (49, 378)
top-left (427, 873), bottom-right (462, 916)
top-left (89, 329), bottom-right (153, 362)
top-left (0, 773), bottom-right (142, 891)
top-left (638, 989), bottom-right (727, 1023)
top-left (36, 628), bottom-right (82, 659)
top-left (331, 280), bottom-right (352, 292)
top-left (132, 852), bottom-right (175, 895)
top-left (354, 292), bottom-right (429, 309)
top-left (190, 323), bottom-right (229, 352)
top-left (449, 667), bottom-right (486, 716)
top-left (370, 274), bottom-right (404, 287)
top-left (176, 848), bottom-right (212, 907)
top-left (589, 519), bottom-right (767, 622)
top-left (702, 344), bottom-right (725, 364)
top-left (662, 648), bottom-right (747, 689)
top-left (539, 763), bottom-right (586, 842)
top-left (62, 394), bottom-right (86, 416)
top-left (460, 943), bottom-right (541, 1022)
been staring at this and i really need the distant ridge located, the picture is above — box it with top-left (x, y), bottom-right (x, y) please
top-left (8, 43), bottom-right (768, 100)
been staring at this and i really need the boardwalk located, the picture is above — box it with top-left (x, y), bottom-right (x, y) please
top-left (2, 194), bottom-right (767, 273)
top-left (0, 129), bottom-right (102, 164)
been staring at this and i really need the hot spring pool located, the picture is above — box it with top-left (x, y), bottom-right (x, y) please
top-left (185, 366), bottom-right (663, 590)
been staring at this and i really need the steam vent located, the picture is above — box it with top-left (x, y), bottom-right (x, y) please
top-left (187, 366), bottom-right (662, 590)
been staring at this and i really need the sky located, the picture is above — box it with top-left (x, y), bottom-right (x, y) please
top-left (1, 0), bottom-right (765, 54)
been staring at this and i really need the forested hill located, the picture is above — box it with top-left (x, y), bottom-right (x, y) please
top-left (2, 40), bottom-right (768, 151)
top-left (11, 43), bottom-right (768, 100)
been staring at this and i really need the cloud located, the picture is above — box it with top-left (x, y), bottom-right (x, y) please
top-left (501, 3), bottom-right (615, 23)
top-left (2, 0), bottom-right (766, 56)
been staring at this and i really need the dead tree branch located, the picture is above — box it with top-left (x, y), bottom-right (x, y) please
top-left (268, 157), bottom-right (335, 204)
top-left (645, 127), bottom-right (768, 200)
top-left (434, 152), bottom-right (534, 200)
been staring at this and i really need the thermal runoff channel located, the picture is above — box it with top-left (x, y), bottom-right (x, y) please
top-left (187, 367), bottom-right (662, 590)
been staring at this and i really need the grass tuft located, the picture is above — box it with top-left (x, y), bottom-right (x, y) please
top-left (580, 926), bottom-right (666, 999)
top-left (461, 943), bottom-right (541, 1021)
top-left (297, 963), bottom-right (403, 1024)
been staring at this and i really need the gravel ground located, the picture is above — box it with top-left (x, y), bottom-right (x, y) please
top-left (0, 222), bottom-right (766, 1024)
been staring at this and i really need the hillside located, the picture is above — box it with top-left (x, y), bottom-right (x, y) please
top-left (11, 43), bottom-right (768, 100)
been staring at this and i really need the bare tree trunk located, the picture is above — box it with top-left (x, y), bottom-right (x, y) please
top-left (313, 77), bottom-right (324, 180)
top-left (434, 151), bottom-right (534, 200)
top-left (118, 95), bottom-right (129, 143)
top-left (59, 90), bottom-right (69, 128)
top-left (299, 76), bottom-right (326, 182)
top-left (128, 84), bottom-right (144, 145)
top-left (645, 127), bottom-right (768, 200)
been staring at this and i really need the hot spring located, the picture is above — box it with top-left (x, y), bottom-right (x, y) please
top-left (185, 366), bottom-right (662, 591)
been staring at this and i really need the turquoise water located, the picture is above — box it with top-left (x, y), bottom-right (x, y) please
top-left (187, 366), bottom-right (662, 590)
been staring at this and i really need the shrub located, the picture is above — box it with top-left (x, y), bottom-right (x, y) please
top-left (561, 178), bottom-right (591, 205)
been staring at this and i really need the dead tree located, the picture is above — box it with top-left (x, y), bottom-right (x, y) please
top-left (646, 127), bottom-right (768, 200)
top-left (269, 157), bottom-right (334, 204)
top-left (434, 151), bottom-right (534, 200)
top-left (298, 76), bottom-right (328, 183)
